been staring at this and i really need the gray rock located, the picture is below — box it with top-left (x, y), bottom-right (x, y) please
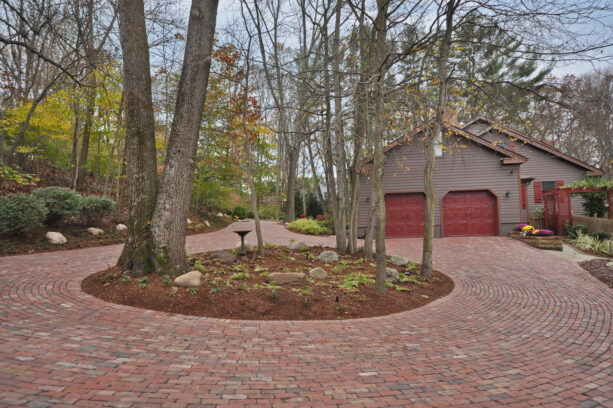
top-left (204, 220), bottom-right (211, 227)
top-left (187, 218), bottom-right (192, 225)
top-left (385, 267), bottom-right (400, 283)
top-left (266, 272), bottom-right (307, 285)
top-left (318, 250), bottom-right (339, 262)
top-left (116, 223), bottom-right (127, 232)
top-left (288, 240), bottom-right (308, 250)
top-left (607, 261), bottom-right (613, 270)
top-left (87, 227), bottom-right (103, 236)
top-left (217, 212), bottom-right (224, 217)
top-left (210, 250), bottom-right (237, 263)
top-left (390, 255), bottom-right (409, 267)
top-left (45, 231), bottom-right (67, 245)
top-left (308, 267), bottom-right (327, 279)
top-left (174, 271), bottom-right (202, 287)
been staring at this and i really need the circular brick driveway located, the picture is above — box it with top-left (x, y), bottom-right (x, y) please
top-left (1, 221), bottom-right (612, 407)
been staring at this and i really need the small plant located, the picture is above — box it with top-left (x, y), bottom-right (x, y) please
top-left (189, 288), bottom-right (198, 295)
top-left (230, 272), bottom-right (250, 280)
top-left (239, 282), bottom-right (250, 291)
top-left (138, 276), bottom-right (149, 288)
top-left (168, 288), bottom-right (178, 297)
top-left (570, 224), bottom-right (589, 238)
top-left (406, 261), bottom-right (417, 272)
top-left (385, 281), bottom-right (394, 288)
top-left (421, 294), bottom-right (429, 299)
top-left (266, 281), bottom-right (281, 300)
top-left (292, 286), bottom-right (312, 306)
top-left (163, 274), bottom-right (171, 287)
top-left (210, 286), bottom-right (221, 294)
top-left (31, 187), bottom-right (82, 225)
top-left (339, 272), bottom-right (374, 290)
top-left (0, 194), bottom-right (47, 235)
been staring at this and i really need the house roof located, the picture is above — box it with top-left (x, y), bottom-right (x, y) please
top-left (360, 124), bottom-right (527, 170)
top-left (462, 117), bottom-right (604, 176)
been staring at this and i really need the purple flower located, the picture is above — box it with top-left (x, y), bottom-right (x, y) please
top-left (515, 223), bottom-right (529, 231)
top-left (533, 229), bottom-right (553, 236)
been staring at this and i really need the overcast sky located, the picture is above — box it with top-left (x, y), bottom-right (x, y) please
top-left (213, 0), bottom-right (613, 77)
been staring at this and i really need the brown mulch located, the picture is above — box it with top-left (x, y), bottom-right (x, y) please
top-left (82, 246), bottom-right (454, 320)
top-left (0, 214), bottom-right (232, 257)
top-left (579, 259), bottom-right (613, 288)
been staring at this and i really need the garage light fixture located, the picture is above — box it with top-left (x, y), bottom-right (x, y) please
top-left (505, 191), bottom-right (511, 197)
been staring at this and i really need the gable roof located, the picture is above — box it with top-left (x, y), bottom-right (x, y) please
top-left (360, 124), bottom-right (526, 170)
top-left (462, 117), bottom-right (604, 176)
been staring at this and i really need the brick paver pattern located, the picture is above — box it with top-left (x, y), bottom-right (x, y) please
top-left (1, 221), bottom-right (612, 407)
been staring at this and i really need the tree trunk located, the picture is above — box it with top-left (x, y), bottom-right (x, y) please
top-left (284, 147), bottom-right (299, 222)
top-left (421, 0), bottom-right (454, 279)
top-left (151, 0), bottom-right (219, 275)
top-left (363, 182), bottom-right (376, 260)
top-left (116, 0), bottom-right (159, 277)
top-left (71, 102), bottom-right (80, 185)
top-left (76, 77), bottom-right (96, 191)
top-left (333, 0), bottom-right (348, 254)
top-left (373, 0), bottom-right (388, 292)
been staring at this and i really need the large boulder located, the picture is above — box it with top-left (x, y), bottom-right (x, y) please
top-left (235, 241), bottom-right (256, 253)
top-left (265, 272), bottom-right (307, 285)
top-left (390, 255), bottom-right (409, 267)
top-left (318, 250), bottom-right (339, 262)
top-left (87, 227), bottom-right (104, 236)
top-left (607, 261), bottom-right (613, 270)
top-left (308, 267), bottom-right (327, 279)
top-left (210, 250), bottom-right (237, 263)
top-left (45, 232), bottom-right (67, 245)
top-left (385, 268), bottom-right (400, 283)
top-left (288, 241), bottom-right (308, 250)
top-left (174, 271), bottom-right (202, 288)
top-left (116, 223), bottom-right (127, 232)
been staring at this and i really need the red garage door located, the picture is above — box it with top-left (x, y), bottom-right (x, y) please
top-left (442, 191), bottom-right (497, 237)
top-left (385, 193), bottom-right (426, 238)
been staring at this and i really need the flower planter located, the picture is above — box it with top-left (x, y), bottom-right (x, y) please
top-left (509, 232), bottom-right (563, 251)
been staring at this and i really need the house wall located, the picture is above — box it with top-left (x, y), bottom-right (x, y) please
top-left (467, 126), bottom-right (587, 216)
top-left (358, 135), bottom-right (521, 237)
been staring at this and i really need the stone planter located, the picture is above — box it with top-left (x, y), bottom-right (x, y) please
top-left (509, 232), bottom-right (563, 251)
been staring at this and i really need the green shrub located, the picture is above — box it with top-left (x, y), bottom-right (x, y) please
top-left (0, 194), bottom-right (48, 235)
top-left (570, 231), bottom-right (613, 255)
top-left (593, 231), bottom-right (611, 241)
top-left (287, 218), bottom-right (331, 235)
top-left (570, 224), bottom-right (588, 238)
top-left (259, 205), bottom-right (278, 220)
top-left (232, 206), bottom-right (248, 219)
top-left (32, 187), bottom-right (82, 225)
top-left (580, 192), bottom-right (607, 217)
top-left (80, 195), bottom-right (116, 225)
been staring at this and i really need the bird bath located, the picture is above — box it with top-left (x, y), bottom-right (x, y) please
top-left (233, 230), bottom-right (251, 258)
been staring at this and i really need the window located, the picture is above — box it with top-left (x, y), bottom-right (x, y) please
top-left (435, 135), bottom-right (443, 157)
top-left (541, 181), bottom-right (556, 192)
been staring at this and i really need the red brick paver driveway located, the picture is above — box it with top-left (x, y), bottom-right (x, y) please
top-left (1, 221), bottom-right (612, 407)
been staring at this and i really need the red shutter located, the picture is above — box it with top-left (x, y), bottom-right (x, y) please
top-left (556, 180), bottom-right (564, 188)
top-left (534, 182), bottom-right (542, 203)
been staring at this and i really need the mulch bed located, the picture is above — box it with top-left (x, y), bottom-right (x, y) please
top-left (0, 214), bottom-right (232, 257)
top-left (579, 259), bottom-right (613, 288)
top-left (82, 246), bottom-right (454, 320)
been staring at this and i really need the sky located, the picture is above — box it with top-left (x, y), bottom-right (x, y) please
top-left (213, 0), bottom-right (613, 77)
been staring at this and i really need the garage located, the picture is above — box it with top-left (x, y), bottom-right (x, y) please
top-left (442, 190), bottom-right (498, 237)
top-left (385, 193), bottom-right (426, 238)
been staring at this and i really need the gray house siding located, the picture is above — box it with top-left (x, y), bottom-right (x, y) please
top-left (468, 126), bottom-right (587, 217)
top-left (358, 135), bottom-right (521, 237)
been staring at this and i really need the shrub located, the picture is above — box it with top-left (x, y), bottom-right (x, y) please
top-left (581, 192), bottom-right (607, 217)
top-left (0, 194), bottom-right (47, 235)
top-left (287, 218), bottom-right (331, 235)
top-left (232, 206), bottom-right (248, 219)
top-left (258, 205), bottom-right (277, 220)
top-left (593, 231), bottom-right (611, 241)
top-left (570, 232), bottom-right (613, 255)
top-left (570, 224), bottom-right (588, 238)
top-left (80, 195), bottom-right (116, 225)
top-left (32, 187), bottom-right (82, 225)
